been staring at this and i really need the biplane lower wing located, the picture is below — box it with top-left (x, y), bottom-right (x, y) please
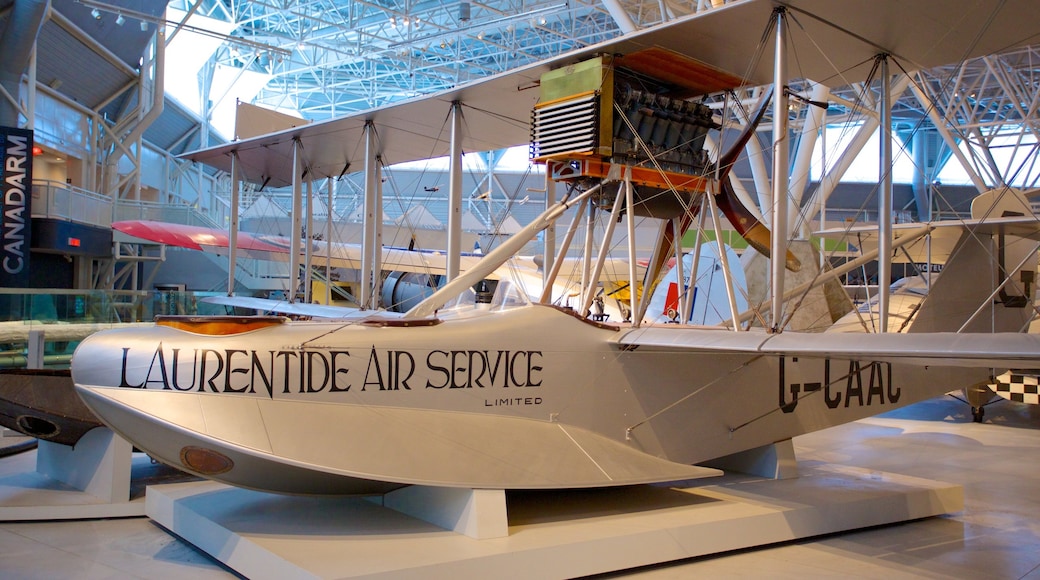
top-left (201, 295), bottom-right (398, 319)
top-left (616, 326), bottom-right (1040, 370)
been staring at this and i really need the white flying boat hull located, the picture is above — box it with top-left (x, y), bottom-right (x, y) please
top-left (71, 303), bottom-right (1030, 495)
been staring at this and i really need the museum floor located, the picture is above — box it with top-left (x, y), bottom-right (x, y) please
top-left (0, 395), bottom-right (1037, 579)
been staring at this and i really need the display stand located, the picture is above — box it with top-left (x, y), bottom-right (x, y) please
top-left (373, 485), bottom-right (508, 539)
top-left (705, 438), bottom-right (800, 479)
top-left (145, 462), bottom-right (962, 579)
top-left (0, 427), bottom-right (145, 520)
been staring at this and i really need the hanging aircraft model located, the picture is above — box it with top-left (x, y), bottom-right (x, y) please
top-left (69, 0), bottom-right (1040, 495)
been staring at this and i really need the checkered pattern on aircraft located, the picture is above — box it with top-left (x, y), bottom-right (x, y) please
top-left (991, 372), bottom-right (1040, 405)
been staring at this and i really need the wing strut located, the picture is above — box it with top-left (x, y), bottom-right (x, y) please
top-left (406, 184), bottom-right (604, 318)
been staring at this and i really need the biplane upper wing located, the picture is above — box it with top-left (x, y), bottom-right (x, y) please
top-left (180, 0), bottom-right (1038, 188)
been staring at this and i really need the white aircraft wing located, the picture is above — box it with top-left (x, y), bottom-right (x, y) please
top-left (815, 215), bottom-right (1040, 263)
top-left (200, 296), bottom-right (403, 320)
top-left (114, 219), bottom-right (481, 277)
top-left (616, 326), bottom-right (1040, 369)
top-left (115, 220), bottom-right (643, 292)
top-left (817, 216), bottom-right (1040, 243)
top-left (181, 0), bottom-right (1039, 187)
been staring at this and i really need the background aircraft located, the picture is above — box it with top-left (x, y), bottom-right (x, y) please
top-left (113, 218), bottom-right (746, 325)
top-left (822, 187), bottom-right (1040, 421)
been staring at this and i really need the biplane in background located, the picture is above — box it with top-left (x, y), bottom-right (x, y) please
top-left (823, 188), bottom-right (1040, 422)
top-left (69, 0), bottom-right (1040, 495)
top-left (112, 217), bottom-right (749, 325)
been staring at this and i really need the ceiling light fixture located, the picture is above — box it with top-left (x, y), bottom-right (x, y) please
top-left (91, 8), bottom-right (101, 19)
top-left (115, 13), bottom-right (125, 26)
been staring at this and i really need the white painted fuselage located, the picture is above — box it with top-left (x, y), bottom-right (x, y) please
top-left (72, 298), bottom-right (983, 495)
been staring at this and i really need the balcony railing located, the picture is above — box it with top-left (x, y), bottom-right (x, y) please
top-left (32, 181), bottom-right (112, 227)
top-left (31, 180), bottom-right (220, 230)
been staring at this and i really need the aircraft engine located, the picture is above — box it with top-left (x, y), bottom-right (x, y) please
top-left (380, 272), bottom-right (440, 312)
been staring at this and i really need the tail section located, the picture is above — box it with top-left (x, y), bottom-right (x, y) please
top-left (990, 371), bottom-right (1040, 405)
top-left (908, 188), bottom-right (1038, 334)
top-left (645, 241), bottom-right (749, 325)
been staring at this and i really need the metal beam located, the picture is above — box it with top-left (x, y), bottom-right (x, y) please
top-left (770, 7), bottom-right (788, 333)
top-left (878, 55), bottom-right (892, 333)
top-left (361, 122), bottom-right (378, 309)
top-left (289, 139), bottom-right (304, 303)
top-left (447, 101), bottom-right (463, 282)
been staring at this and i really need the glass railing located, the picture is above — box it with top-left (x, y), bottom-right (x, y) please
top-left (0, 289), bottom-right (233, 370)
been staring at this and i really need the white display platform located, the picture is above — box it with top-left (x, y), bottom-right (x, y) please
top-left (146, 462), bottom-right (962, 579)
top-left (0, 429), bottom-right (193, 521)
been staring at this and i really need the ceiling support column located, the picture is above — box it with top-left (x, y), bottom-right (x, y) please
top-left (800, 75), bottom-right (911, 222)
top-left (789, 82), bottom-right (830, 237)
top-left (908, 80), bottom-right (989, 194)
top-left (601, 0), bottom-right (637, 34)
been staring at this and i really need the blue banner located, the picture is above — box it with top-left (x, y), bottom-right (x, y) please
top-left (1, 126), bottom-right (32, 287)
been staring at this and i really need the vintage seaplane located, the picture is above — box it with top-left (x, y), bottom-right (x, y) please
top-left (69, 0), bottom-right (1040, 495)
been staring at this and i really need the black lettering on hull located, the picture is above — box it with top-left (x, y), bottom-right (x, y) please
top-left (115, 345), bottom-right (545, 403)
top-left (780, 357), bottom-right (895, 413)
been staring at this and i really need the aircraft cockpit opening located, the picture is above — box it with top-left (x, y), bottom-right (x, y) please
top-left (437, 286), bottom-right (478, 314)
top-left (437, 279), bottom-right (531, 320)
top-left (488, 280), bottom-right (530, 312)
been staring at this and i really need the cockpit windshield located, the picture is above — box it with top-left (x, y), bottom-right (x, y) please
top-left (488, 280), bottom-right (529, 311)
top-left (438, 279), bottom-right (530, 319)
